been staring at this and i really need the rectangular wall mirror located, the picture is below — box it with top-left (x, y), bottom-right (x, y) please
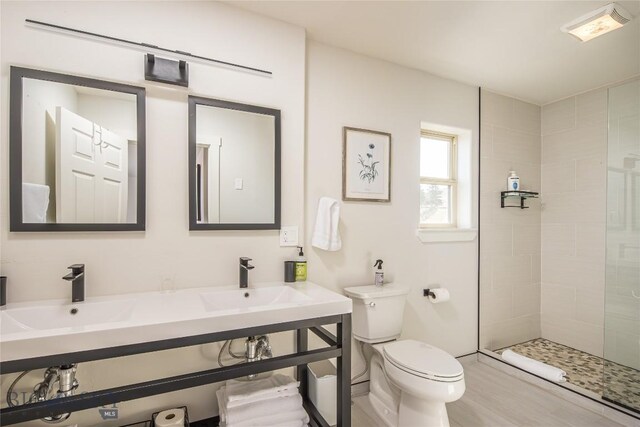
top-left (188, 96), bottom-right (281, 230)
top-left (10, 67), bottom-right (146, 231)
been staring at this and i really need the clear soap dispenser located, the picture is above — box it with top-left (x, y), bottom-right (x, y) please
top-left (374, 259), bottom-right (384, 287)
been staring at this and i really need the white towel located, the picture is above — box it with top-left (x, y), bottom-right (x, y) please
top-left (22, 183), bottom-right (50, 223)
top-left (228, 408), bottom-right (309, 427)
top-left (502, 349), bottom-right (567, 382)
top-left (311, 197), bottom-right (341, 251)
top-left (217, 388), bottom-right (227, 422)
top-left (226, 385), bottom-right (300, 408)
top-left (225, 374), bottom-right (299, 404)
top-left (225, 394), bottom-right (303, 424)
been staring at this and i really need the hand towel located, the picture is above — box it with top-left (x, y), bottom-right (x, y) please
top-left (502, 349), bottom-right (567, 382)
top-left (225, 394), bottom-right (303, 424)
top-left (22, 183), bottom-right (50, 223)
top-left (225, 374), bottom-right (299, 404)
top-left (311, 197), bottom-right (341, 251)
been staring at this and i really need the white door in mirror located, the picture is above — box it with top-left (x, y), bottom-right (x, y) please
top-left (56, 107), bottom-right (128, 223)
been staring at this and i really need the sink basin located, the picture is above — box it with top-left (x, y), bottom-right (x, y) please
top-left (2, 299), bottom-right (136, 332)
top-left (0, 282), bottom-right (352, 363)
top-left (200, 286), bottom-right (313, 312)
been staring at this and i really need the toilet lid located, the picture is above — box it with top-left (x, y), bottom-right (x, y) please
top-left (383, 340), bottom-right (463, 380)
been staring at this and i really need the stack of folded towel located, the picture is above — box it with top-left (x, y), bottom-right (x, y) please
top-left (216, 374), bottom-right (309, 427)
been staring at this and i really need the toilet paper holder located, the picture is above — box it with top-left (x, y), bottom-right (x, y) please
top-left (423, 289), bottom-right (436, 298)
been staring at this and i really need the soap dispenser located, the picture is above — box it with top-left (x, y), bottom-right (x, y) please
top-left (374, 259), bottom-right (384, 287)
top-left (507, 170), bottom-right (520, 191)
top-left (295, 246), bottom-right (307, 282)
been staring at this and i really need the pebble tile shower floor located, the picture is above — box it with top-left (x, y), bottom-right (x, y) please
top-left (497, 338), bottom-right (640, 411)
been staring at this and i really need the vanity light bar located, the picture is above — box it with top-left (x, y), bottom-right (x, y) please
top-left (25, 19), bottom-right (273, 76)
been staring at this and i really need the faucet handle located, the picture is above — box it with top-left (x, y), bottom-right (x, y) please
top-left (240, 257), bottom-right (252, 263)
top-left (68, 264), bottom-right (84, 274)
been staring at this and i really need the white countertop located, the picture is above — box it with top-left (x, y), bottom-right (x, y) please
top-left (0, 281), bottom-right (352, 362)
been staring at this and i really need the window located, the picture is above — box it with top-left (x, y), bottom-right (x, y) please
top-left (420, 130), bottom-right (457, 227)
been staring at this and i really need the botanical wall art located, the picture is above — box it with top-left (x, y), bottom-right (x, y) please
top-left (342, 127), bottom-right (391, 202)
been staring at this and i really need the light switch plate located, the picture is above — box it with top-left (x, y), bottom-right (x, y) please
top-left (234, 178), bottom-right (243, 190)
top-left (280, 226), bottom-right (299, 247)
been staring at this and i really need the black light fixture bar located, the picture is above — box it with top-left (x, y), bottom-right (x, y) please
top-left (25, 19), bottom-right (272, 76)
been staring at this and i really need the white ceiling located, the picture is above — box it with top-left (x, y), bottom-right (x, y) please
top-left (230, 1), bottom-right (640, 105)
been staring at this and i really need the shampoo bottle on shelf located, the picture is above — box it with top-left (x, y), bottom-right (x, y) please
top-left (295, 246), bottom-right (307, 282)
top-left (507, 170), bottom-right (520, 191)
top-left (374, 259), bottom-right (384, 287)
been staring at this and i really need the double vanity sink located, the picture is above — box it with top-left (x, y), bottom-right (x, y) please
top-left (0, 282), bottom-right (352, 363)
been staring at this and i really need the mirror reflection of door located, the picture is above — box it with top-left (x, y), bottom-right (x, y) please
top-left (56, 107), bottom-right (128, 223)
top-left (21, 78), bottom-right (138, 224)
top-left (194, 105), bottom-right (276, 225)
top-left (196, 137), bottom-right (221, 224)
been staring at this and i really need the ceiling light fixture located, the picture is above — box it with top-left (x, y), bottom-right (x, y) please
top-left (561, 2), bottom-right (633, 42)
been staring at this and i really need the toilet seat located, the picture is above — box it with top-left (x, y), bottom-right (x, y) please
top-left (383, 339), bottom-right (464, 383)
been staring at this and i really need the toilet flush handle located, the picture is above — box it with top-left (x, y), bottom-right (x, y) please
top-left (368, 302), bottom-right (376, 308)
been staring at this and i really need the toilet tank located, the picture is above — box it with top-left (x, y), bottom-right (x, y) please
top-left (343, 284), bottom-right (410, 343)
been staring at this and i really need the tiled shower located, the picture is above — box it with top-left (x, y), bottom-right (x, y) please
top-left (479, 80), bottom-right (640, 413)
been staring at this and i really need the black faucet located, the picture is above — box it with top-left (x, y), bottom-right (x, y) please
top-left (239, 257), bottom-right (254, 289)
top-left (62, 264), bottom-right (85, 303)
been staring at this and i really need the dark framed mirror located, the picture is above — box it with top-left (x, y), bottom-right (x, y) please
top-left (10, 67), bottom-right (146, 231)
top-left (188, 96), bottom-right (281, 230)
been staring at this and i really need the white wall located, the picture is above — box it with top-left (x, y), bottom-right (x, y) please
top-left (540, 87), bottom-right (608, 357)
top-left (22, 78), bottom-right (78, 187)
top-left (479, 90), bottom-right (541, 351)
top-left (305, 41), bottom-right (479, 370)
top-left (0, 1), bottom-right (305, 424)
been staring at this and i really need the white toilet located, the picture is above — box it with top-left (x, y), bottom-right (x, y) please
top-left (344, 284), bottom-right (465, 427)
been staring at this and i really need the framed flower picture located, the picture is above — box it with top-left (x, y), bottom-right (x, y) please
top-left (342, 127), bottom-right (391, 202)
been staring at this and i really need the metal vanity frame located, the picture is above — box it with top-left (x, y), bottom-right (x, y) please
top-left (0, 313), bottom-right (352, 426)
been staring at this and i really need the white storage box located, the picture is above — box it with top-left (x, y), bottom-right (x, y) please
top-left (307, 359), bottom-right (337, 426)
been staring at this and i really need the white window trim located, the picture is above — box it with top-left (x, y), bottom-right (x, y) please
top-left (416, 228), bottom-right (477, 243)
top-left (417, 127), bottom-right (477, 243)
top-left (419, 130), bottom-right (458, 228)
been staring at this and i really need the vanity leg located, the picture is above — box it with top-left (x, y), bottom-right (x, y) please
top-left (296, 327), bottom-right (309, 401)
top-left (337, 314), bottom-right (352, 427)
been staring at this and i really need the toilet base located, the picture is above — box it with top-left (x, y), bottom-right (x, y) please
top-left (398, 391), bottom-right (450, 427)
top-left (364, 343), bottom-right (457, 427)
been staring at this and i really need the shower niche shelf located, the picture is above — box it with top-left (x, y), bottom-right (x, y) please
top-left (501, 190), bottom-right (539, 209)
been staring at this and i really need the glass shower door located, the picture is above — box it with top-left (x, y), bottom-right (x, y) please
top-left (603, 79), bottom-right (640, 412)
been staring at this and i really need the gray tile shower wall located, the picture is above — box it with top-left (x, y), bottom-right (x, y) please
top-left (540, 89), bottom-right (608, 357)
top-left (480, 90), bottom-right (542, 350)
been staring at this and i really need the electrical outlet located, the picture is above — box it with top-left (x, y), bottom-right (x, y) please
top-left (280, 226), bottom-right (299, 247)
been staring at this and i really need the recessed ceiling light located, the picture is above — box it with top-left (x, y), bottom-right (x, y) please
top-left (561, 2), bottom-right (633, 42)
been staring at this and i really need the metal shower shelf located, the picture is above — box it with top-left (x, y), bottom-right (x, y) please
top-left (500, 190), bottom-right (539, 209)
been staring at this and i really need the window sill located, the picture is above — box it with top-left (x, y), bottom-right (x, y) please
top-left (416, 228), bottom-right (477, 243)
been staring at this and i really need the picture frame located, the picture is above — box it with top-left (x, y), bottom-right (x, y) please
top-left (342, 127), bottom-right (391, 202)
